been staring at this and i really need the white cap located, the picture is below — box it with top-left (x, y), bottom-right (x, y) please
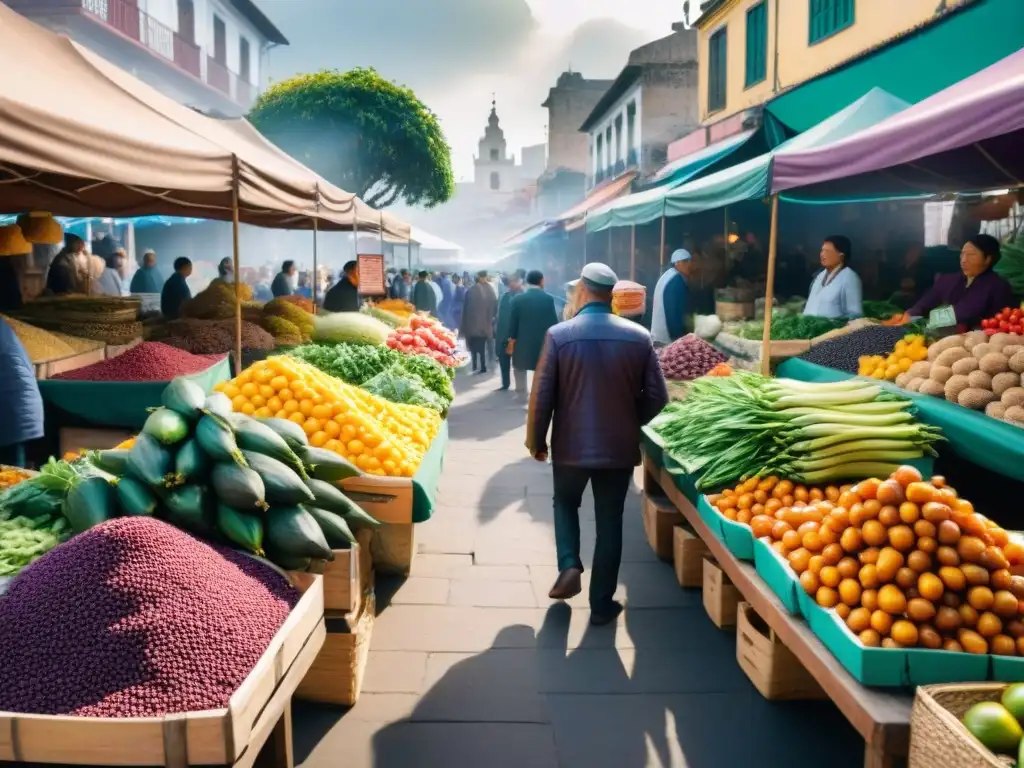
top-left (580, 262), bottom-right (618, 288)
top-left (671, 248), bottom-right (692, 264)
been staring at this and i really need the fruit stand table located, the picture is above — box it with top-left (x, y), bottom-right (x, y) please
top-left (644, 452), bottom-right (913, 768)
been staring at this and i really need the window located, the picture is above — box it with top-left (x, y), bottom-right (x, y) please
top-left (489, 172), bottom-right (500, 190)
top-left (489, 148), bottom-right (499, 161)
top-left (614, 114), bottom-right (623, 163)
top-left (177, 0), bottom-right (195, 44)
top-left (212, 15), bottom-right (226, 64)
top-left (809, 0), bottom-right (854, 44)
top-left (239, 37), bottom-right (251, 82)
top-left (707, 27), bottom-right (727, 113)
top-left (596, 134), bottom-right (603, 170)
top-left (626, 101), bottom-right (636, 155)
top-left (745, 3), bottom-right (767, 87)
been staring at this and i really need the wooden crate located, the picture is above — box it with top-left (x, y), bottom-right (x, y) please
top-left (295, 594), bottom-right (375, 707)
top-left (34, 347), bottom-right (106, 381)
top-left (702, 555), bottom-right (739, 630)
top-left (673, 524), bottom-right (709, 588)
top-left (59, 426), bottom-right (135, 456)
top-left (736, 603), bottom-right (826, 701)
top-left (0, 578), bottom-right (325, 767)
top-left (342, 474), bottom-right (417, 576)
top-left (287, 530), bottom-right (374, 615)
top-left (643, 494), bottom-right (684, 561)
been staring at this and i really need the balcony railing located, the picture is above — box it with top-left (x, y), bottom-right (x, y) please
top-left (206, 56), bottom-right (257, 108)
top-left (83, 0), bottom-right (201, 78)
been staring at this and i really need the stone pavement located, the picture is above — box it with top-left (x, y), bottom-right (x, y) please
top-left (294, 371), bottom-right (865, 768)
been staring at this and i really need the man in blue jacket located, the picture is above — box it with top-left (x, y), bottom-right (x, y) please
top-left (650, 248), bottom-right (693, 346)
top-left (0, 317), bottom-right (43, 467)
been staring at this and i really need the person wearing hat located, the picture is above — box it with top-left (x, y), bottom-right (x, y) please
top-left (650, 248), bottom-right (694, 346)
top-left (130, 250), bottom-right (164, 294)
top-left (495, 272), bottom-right (524, 389)
top-left (527, 262), bottom-right (668, 626)
top-left (507, 270), bottom-right (559, 395)
top-left (461, 270), bottom-right (498, 374)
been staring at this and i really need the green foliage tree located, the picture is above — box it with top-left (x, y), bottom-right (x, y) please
top-left (249, 68), bottom-right (455, 209)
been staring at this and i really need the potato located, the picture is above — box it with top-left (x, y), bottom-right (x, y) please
top-left (959, 388), bottom-right (997, 410)
top-left (991, 372), bottom-right (1019, 397)
top-left (1003, 345), bottom-right (1024, 359)
top-left (929, 365), bottom-right (954, 384)
top-left (927, 335), bottom-right (965, 361)
top-left (963, 330), bottom-right (988, 351)
top-left (895, 372), bottom-right (912, 389)
top-left (918, 379), bottom-right (946, 398)
top-left (936, 347), bottom-right (970, 368)
top-left (980, 353), bottom-right (1010, 375)
top-left (972, 343), bottom-right (995, 360)
top-left (906, 377), bottom-right (924, 393)
top-left (991, 333), bottom-right (1017, 349)
top-left (1010, 351), bottom-right (1024, 374)
top-left (944, 374), bottom-right (971, 403)
top-left (951, 357), bottom-right (980, 376)
top-left (1007, 406), bottom-right (1024, 423)
top-left (967, 370), bottom-right (993, 390)
top-left (908, 361), bottom-right (932, 378)
top-left (1002, 387), bottom-right (1024, 408)
top-left (986, 401), bottom-right (1008, 419)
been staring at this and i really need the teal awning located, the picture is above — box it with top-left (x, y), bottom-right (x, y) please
top-left (647, 129), bottom-right (756, 187)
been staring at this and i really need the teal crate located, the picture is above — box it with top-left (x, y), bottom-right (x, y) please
top-left (718, 513), bottom-right (755, 561)
top-left (663, 456), bottom-right (700, 506)
top-left (752, 536), bottom-right (802, 616)
top-left (991, 656), bottom-right (1024, 682)
top-left (640, 428), bottom-right (664, 470)
top-left (801, 600), bottom-right (910, 687)
top-left (905, 648), bottom-right (990, 686)
top-left (695, 495), bottom-right (726, 543)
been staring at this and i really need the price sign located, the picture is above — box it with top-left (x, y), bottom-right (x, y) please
top-left (357, 254), bottom-right (386, 296)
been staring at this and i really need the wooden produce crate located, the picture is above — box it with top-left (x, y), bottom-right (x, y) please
top-left (736, 603), bottom-right (826, 701)
top-left (342, 475), bottom-right (417, 576)
top-left (295, 594), bottom-right (375, 707)
top-left (673, 524), bottom-right (710, 588)
top-left (703, 555), bottom-right (740, 630)
top-left (643, 494), bottom-right (684, 561)
top-left (908, 683), bottom-right (1011, 768)
top-left (34, 347), bottom-right (106, 381)
top-left (0, 577), bottom-right (326, 767)
top-left (58, 426), bottom-right (135, 456)
top-left (288, 530), bottom-right (374, 615)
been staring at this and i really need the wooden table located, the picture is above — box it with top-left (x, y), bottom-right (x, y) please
top-left (644, 454), bottom-right (913, 768)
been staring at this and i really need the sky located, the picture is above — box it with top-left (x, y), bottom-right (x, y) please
top-left (253, 0), bottom-right (685, 181)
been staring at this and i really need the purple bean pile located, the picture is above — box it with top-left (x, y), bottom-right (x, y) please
top-left (0, 517), bottom-right (298, 717)
top-left (658, 334), bottom-right (727, 380)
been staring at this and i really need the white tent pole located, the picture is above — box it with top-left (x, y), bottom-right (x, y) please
top-left (761, 195), bottom-right (780, 376)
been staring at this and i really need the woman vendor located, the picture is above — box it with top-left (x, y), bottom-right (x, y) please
top-left (898, 234), bottom-right (1013, 330)
top-left (803, 235), bottom-right (863, 318)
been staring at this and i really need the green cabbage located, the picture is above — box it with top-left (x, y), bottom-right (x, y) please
top-left (312, 312), bottom-right (392, 346)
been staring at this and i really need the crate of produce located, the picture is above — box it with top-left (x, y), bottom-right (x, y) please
top-left (295, 593), bottom-right (375, 707)
top-left (697, 494), bottom-right (753, 561)
top-left (703, 555), bottom-right (739, 630)
top-left (288, 530), bottom-right (374, 615)
top-left (673, 524), bottom-right (709, 588)
top-left (908, 683), bottom-right (1020, 768)
top-left (736, 602), bottom-right (826, 701)
top-left (35, 347), bottom-right (107, 381)
top-left (662, 454), bottom-right (700, 507)
top-left (752, 536), bottom-right (802, 616)
top-left (643, 493), bottom-right (683, 561)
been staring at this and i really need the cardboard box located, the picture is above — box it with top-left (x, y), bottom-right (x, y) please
top-left (702, 555), bottom-right (739, 630)
top-left (643, 494), bottom-right (683, 561)
top-left (736, 602), bottom-right (826, 700)
top-left (673, 525), bottom-right (710, 588)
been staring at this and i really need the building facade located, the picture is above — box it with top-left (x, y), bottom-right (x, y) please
top-left (541, 71), bottom-right (614, 175)
top-left (7, 0), bottom-right (287, 115)
top-left (580, 27), bottom-right (700, 189)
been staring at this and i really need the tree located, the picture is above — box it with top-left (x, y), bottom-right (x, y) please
top-left (249, 68), bottom-right (455, 209)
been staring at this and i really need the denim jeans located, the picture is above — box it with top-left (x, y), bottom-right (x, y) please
top-left (498, 352), bottom-right (512, 389)
top-left (552, 465), bottom-right (633, 612)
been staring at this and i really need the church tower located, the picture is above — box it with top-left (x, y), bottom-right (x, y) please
top-left (474, 99), bottom-right (515, 195)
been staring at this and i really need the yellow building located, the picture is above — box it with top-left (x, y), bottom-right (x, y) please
top-left (694, 0), bottom-right (989, 127)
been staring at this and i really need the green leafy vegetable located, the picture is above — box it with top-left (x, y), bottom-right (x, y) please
top-left (361, 369), bottom-right (447, 412)
top-left (734, 315), bottom-right (847, 341)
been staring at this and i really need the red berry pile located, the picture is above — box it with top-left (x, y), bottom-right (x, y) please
top-left (0, 517), bottom-right (298, 717)
top-left (658, 334), bottom-right (727, 380)
top-left (51, 342), bottom-right (225, 382)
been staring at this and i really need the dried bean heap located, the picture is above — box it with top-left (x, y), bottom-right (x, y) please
top-left (0, 517), bottom-right (298, 717)
top-left (160, 319), bottom-right (275, 355)
top-left (51, 341), bottom-right (224, 382)
top-left (658, 334), bottom-right (727, 380)
top-left (799, 325), bottom-right (912, 374)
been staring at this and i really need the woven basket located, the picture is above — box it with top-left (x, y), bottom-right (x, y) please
top-left (909, 683), bottom-right (1015, 768)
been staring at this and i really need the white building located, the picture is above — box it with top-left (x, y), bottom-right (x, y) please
top-left (7, 0), bottom-right (287, 116)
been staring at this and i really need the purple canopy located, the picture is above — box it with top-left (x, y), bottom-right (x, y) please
top-left (771, 48), bottom-right (1024, 198)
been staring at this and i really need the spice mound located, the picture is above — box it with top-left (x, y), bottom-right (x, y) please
top-left (0, 517), bottom-right (298, 716)
top-left (50, 341), bottom-right (224, 382)
top-left (658, 334), bottom-right (727, 380)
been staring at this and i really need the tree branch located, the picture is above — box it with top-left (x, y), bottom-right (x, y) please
top-left (365, 182), bottom-right (400, 209)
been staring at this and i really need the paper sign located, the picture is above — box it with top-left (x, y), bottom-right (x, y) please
top-left (927, 305), bottom-right (957, 329)
top-left (357, 254), bottom-right (386, 296)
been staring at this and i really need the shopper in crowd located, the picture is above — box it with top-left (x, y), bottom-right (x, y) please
top-left (495, 272), bottom-right (523, 390)
top-left (527, 262), bottom-right (668, 625)
top-left (0, 316), bottom-right (43, 468)
top-left (323, 260), bottom-right (360, 312)
top-left (271, 260), bottom-right (297, 298)
top-left (390, 269), bottom-right (412, 301)
top-left (45, 234), bottom-right (86, 295)
top-left (130, 250), bottom-right (163, 294)
top-left (216, 257), bottom-right (234, 283)
top-left (0, 257), bottom-right (23, 312)
top-left (450, 274), bottom-right (466, 333)
top-left (161, 257), bottom-right (193, 320)
top-left (429, 273), bottom-right (443, 308)
top-left (507, 270), bottom-right (558, 396)
top-left (650, 249), bottom-right (693, 346)
top-left (803, 235), bottom-right (863, 319)
top-left (899, 234), bottom-right (1014, 330)
top-left (462, 270), bottom-right (498, 374)
top-left (412, 270), bottom-right (437, 315)
top-left (436, 271), bottom-right (454, 328)
top-left (296, 272), bottom-right (313, 300)
top-left (96, 250), bottom-right (126, 297)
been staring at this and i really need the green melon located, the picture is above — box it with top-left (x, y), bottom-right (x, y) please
top-left (963, 701), bottom-right (1023, 755)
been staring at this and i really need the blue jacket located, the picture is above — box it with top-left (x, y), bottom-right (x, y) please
top-left (129, 266), bottom-right (163, 294)
top-left (651, 268), bottom-right (689, 344)
top-left (0, 318), bottom-right (43, 448)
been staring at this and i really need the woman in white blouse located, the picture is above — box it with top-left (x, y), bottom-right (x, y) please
top-left (802, 235), bottom-right (862, 319)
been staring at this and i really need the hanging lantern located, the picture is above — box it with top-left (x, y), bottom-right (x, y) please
top-left (0, 224), bottom-right (32, 256)
top-left (16, 211), bottom-right (64, 245)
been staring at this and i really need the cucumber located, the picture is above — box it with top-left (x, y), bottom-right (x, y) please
top-left (116, 476), bottom-right (158, 516)
top-left (91, 448), bottom-right (131, 475)
top-left (263, 542), bottom-right (312, 572)
top-left (203, 392), bottom-right (234, 421)
top-left (305, 505), bottom-right (356, 548)
top-left (265, 505), bottom-right (334, 560)
top-left (161, 377), bottom-right (206, 421)
top-left (195, 415), bottom-right (246, 467)
top-left (63, 476), bottom-right (115, 533)
top-left (304, 478), bottom-right (380, 527)
top-left (174, 437), bottom-right (210, 485)
top-left (216, 503), bottom-right (264, 555)
top-left (302, 447), bottom-right (361, 482)
top-left (126, 433), bottom-right (174, 488)
top-left (234, 418), bottom-right (308, 478)
top-left (261, 418), bottom-right (309, 453)
top-left (211, 463), bottom-right (268, 512)
top-left (142, 407), bottom-right (190, 446)
top-left (241, 451), bottom-right (314, 506)
top-left (163, 484), bottom-right (215, 537)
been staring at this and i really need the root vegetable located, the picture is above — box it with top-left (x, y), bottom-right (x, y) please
top-left (979, 353), bottom-right (1010, 375)
top-left (990, 333), bottom-right (1017, 349)
top-left (935, 347), bottom-right (970, 368)
top-left (972, 343), bottom-right (995, 360)
top-left (1006, 406), bottom-right (1024, 424)
top-left (929, 366), bottom-right (954, 384)
top-left (951, 357), bottom-right (980, 376)
top-left (945, 375), bottom-right (971, 403)
top-left (967, 370), bottom-right (993, 390)
top-left (958, 388), bottom-right (997, 411)
top-left (991, 372), bottom-right (1019, 397)
top-left (1002, 387), bottom-right (1024, 408)
top-left (1010, 352), bottom-right (1024, 374)
top-left (986, 402), bottom-right (1008, 419)
top-left (895, 372), bottom-right (912, 388)
top-left (1003, 345), bottom-right (1024, 359)
top-left (906, 377), bottom-right (925, 392)
top-left (927, 335), bottom-right (965, 361)
top-left (908, 361), bottom-right (932, 378)
top-left (918, 379), bottom-right (945, 398)
top-left (962, 331), bottom-right (988, 351)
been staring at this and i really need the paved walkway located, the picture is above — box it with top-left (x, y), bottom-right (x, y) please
top-left (295, 371), bottom-right (865, 767)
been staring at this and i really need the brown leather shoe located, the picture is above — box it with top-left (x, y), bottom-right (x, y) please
top-left (548, 567), bottom-right (582, 600)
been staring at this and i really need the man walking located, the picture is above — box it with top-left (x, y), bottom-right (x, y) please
top-left (390, 269), bottom-right (412, 301)
top-left (461, 270), bottom-right (498, 374)
top-left (527, 263), bottom-right (668, 625)
top-left (323, 260), bottom-right (360, 312)
top-left (495, 273), bottom-right (523, 390)
top-left (650, 249), bottom-right (693, 346)
top-left (271, 260), bottom-right (297, 298)
top-left (412, 270), bottom-right (438, 315)
top-left (507, 270), bottom-right (558, 396)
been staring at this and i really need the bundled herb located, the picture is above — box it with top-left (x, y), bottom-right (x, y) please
top-left (396, 353), bottom-right (455, 403)
top-left (734, 315), bottom-right (847, 341)
top-left (361, 369), bottom-right (447, 412)
top-left (288, 343), bottom-right (401, 385)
